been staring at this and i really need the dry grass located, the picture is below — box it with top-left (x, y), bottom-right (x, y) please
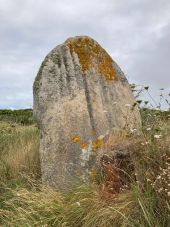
top-left (0, 109), bottom-right (169, 226)
top-left (0, 122), bottom-right (40, 182)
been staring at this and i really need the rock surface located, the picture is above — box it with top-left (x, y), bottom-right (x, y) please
top-left (33, 36), bottom-right (141, 190)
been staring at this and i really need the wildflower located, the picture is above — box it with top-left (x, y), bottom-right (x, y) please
top-left (141, 142), bottom-right (149, 146)
top-left (130, 128), bottom-right (137, 133)
top-left (76, 202), bottom-right (81, 206)
top-left (146, 178), bottom-right (152, 182)
top-left (158, 188), bottom-right (163, 193)
top-left (136, 100), bottom-right (142, 104)
top-left (157, 175), bottom-right (161, 180)
top-left (154, 134), bottom-right (162, 139)
top-left (146, 128), bottom-right (151, 131)
top-left (130, 84), bottom-right (136, 89)
top-left (144, 86), bottom-right (149, 90)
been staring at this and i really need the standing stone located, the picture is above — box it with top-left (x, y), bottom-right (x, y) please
top-left (33, 36), bottom-right (141, 190)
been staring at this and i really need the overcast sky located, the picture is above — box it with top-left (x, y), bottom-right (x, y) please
top-left (0, 0), bottom-right (170, 109)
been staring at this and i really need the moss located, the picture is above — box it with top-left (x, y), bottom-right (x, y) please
top-left (65, 36), bottom-right (118, 81)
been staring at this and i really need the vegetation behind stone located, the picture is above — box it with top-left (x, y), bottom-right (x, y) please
top-left (0, 109), bottom-right (35, 125)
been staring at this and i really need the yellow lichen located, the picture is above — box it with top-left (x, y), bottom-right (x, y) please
top-left (72, 135), bottom-right (81, 143)
top-left (65, 36), bottom-right (118, 81)
top-left (80, 142), bottom-right (89, 149)
top-left (92, 138), bottom-right (104, 151)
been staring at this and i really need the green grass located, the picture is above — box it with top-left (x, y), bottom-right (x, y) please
top-left (0, 108), bottom-right (169, 226)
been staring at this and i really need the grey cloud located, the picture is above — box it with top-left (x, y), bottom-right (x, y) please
top-left (0, 0), bottom-right (170, 109)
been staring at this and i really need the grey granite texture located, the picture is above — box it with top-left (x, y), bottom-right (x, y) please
top-left (33, 36), bottom-right (141, 190)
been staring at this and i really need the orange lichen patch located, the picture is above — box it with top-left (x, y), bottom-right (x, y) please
top-left (80, 142), bottom-right (89, 149)
top-left (99, 58), bottom-right (119, 81)
top-left (92, 138), bottom-right (104, 151)
top-left (65, 36), bottom-right (118, 81)
top-left (71, 135), bottom-right (81, 143)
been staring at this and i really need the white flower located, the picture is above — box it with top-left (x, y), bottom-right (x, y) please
top-left (103, 110), bottom-right (107, 113)
top-left (141, 142), bottom-right (149, 146)
top-left (158, 188), bottom-right (163, 193)
top-left (130, 128), bottom-right (137, 133)
top-left (146, 178), bottom-right (151, 182)
top-left (154, 134), bottom-right (162, 139)
top-left (76, 202), bottom-right (81, 206)
top-left (146, 128), bottom-right (151, 131)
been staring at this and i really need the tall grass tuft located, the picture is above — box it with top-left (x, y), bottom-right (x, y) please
top-left (0, 122), bottom-right (40, 183)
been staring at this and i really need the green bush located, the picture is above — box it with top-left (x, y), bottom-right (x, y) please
top-left (0, 109), bottom-right (35, 125)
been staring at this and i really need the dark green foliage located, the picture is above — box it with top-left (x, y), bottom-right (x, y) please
top-left (0, 109), bottom-right (34, 125)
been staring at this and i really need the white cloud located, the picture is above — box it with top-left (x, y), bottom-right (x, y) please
top-left (0, 0), bottom-right (170, 108)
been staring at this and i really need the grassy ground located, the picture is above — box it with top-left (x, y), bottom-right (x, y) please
top-left (0, 109), bottom-right (169, 226)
